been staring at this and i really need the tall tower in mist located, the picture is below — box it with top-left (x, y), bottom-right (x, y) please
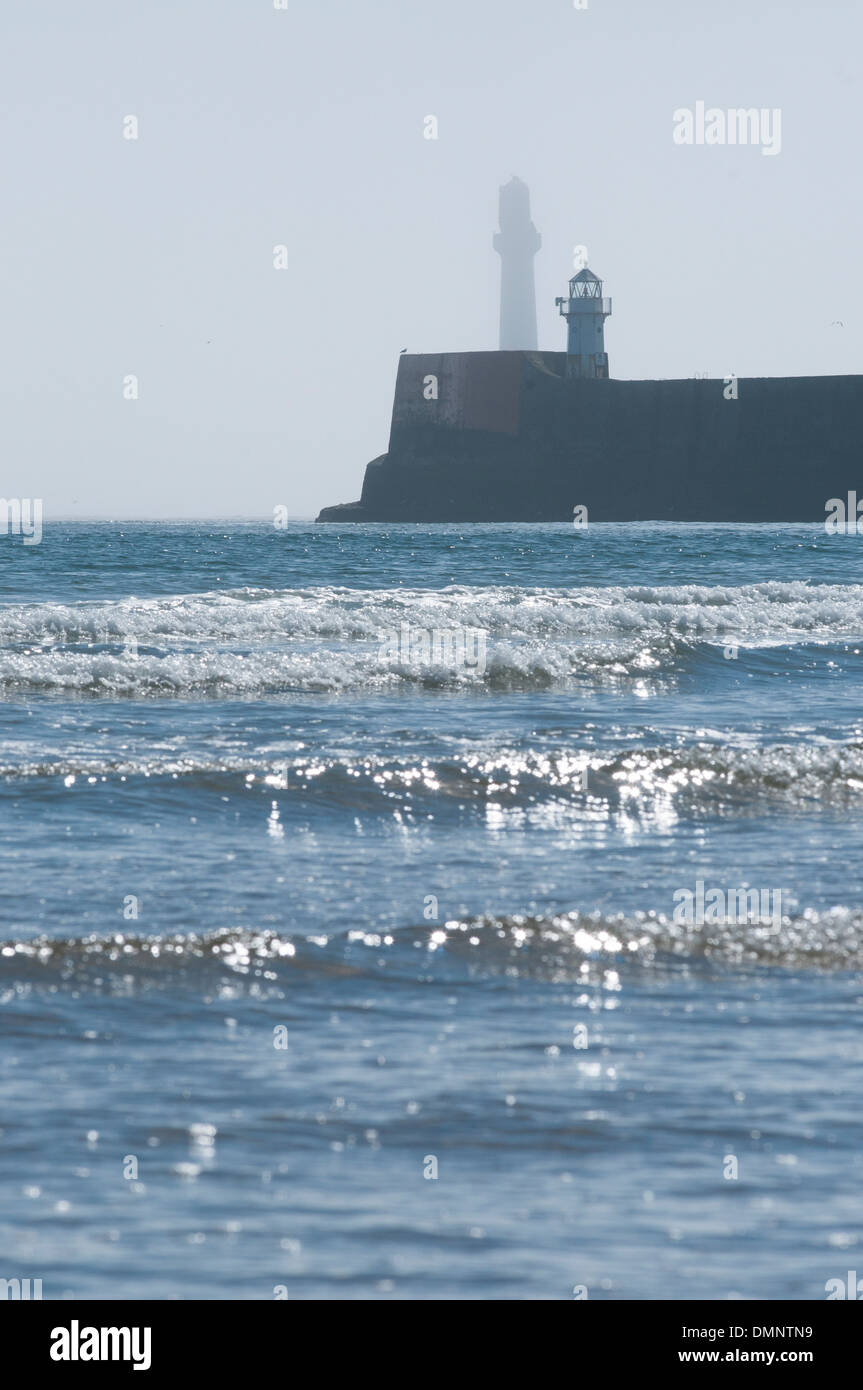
top-left (493, 176), bottom-right (541, 350)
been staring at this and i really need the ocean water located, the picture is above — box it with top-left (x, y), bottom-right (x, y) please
top-left (2, 520), bottom-right (863, 1301)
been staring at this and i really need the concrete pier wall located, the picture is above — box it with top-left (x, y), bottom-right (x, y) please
top-left (317, 352), bottom-right (863, 522)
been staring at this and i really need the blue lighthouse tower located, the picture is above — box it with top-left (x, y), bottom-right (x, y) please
top-left (555, 267), bottom-right (612, 379)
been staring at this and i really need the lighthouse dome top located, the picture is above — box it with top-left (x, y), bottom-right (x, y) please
top-left (569, 266), bottom-right (604, 297)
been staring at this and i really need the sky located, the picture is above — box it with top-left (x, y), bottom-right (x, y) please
top-left (1, 0), bottom-right (860, 518)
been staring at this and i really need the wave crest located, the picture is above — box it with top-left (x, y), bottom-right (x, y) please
top-left (5, 905), bottom-right (863, 985)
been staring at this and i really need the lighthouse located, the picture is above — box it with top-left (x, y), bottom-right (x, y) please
top-left (493, 177), bottom-right (541, 350)
top-left (555, 267), bottom-right (612, 378)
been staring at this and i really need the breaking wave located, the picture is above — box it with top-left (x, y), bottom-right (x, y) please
top-left (2, 579), bottom-right (863, 643)
top-left (1, 580), bottom-right (862, 694)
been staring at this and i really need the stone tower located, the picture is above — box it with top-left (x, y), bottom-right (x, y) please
top-left (493, 177), bottom-right (541, 350)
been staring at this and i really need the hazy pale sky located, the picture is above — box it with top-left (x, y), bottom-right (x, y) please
top-left (1, 0), bottom-right (860, 518)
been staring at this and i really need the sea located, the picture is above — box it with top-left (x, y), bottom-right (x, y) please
top-left (1, 519), bottom-right (862, 1301)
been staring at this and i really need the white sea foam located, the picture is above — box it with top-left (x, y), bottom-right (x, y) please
top-left (0, 581), bottom-right (861, 693)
